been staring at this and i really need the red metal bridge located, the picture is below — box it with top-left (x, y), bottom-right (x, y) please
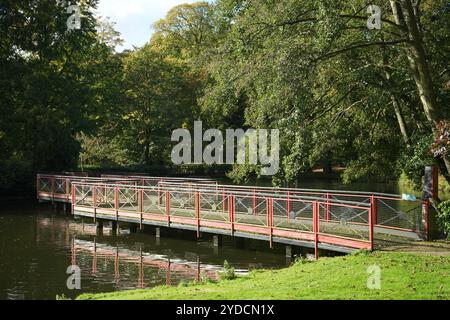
top-left (36, 174), bottom-right (429, 258)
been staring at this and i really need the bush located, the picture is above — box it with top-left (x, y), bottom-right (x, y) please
top-left (217, 260), bottom-right (236, 280)
top-left (437, 201), bottom-right (450, 239)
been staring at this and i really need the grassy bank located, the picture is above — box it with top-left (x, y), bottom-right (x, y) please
top-left (77, 252), bottom-right (450, 300)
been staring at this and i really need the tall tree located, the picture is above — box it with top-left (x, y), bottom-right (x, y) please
top-left (201, 0), bottom-right (450, 183)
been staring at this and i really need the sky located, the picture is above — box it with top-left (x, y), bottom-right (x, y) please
top-left (95, 0), bottom-right (210, 52)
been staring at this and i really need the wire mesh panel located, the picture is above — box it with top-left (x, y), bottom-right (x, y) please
top-left (142, 188), bottom-right (165, 215)
top-left (54, 177), bottom-right (67, 195)
top-left (74, 184), bottom-right (93, 207)
top-left (169, 190), bottom-right (196, 219)
top-left (199, 192), bottom-right (229, 223)
top-left (272, 198), bottom-right (314, 233)
top-left (39, 176), bottom-right (52, 192)
top-left (95, 185), bottom-right (115, 208)
top-left (233, 195), bottom-right (268, 228)
top-left (318, 202), bottom-right (371, 244)
top-left (143, 179), bottom-right (159, 187)
top-left (118, 186), bottom-right (139, 213)
top-left (376, 197), bottom-right (423, 233)
top-left (321, 201), bottom-right (369, 225)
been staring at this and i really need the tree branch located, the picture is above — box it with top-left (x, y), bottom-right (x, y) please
top-left (312, 39), bottom-right (410, 63)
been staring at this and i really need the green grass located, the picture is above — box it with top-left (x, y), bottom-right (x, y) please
top-left (77, 252), bottom-right (450, 300)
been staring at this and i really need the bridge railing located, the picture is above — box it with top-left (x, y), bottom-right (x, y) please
top-left (158, 182), bottom-right (426, 240)
top-left (36, 174), bottom-right (213, 203)
top-left (71, 182), bottom-right (374, 253)
top-left (37, 174), bottom-right (427, 241)
top-left (37, 174), bottom-right (139, 203)
top-left (100, 174), bottom-right (217, 187)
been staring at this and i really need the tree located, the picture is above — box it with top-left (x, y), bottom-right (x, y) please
top-left (200, 0), bottom-right (450, 184)
top-left (0, 0), bottom-right (123, 191)
top-left (122, 45), bottom-right (196, 166)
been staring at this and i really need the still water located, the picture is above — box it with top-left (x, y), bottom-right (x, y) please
top-left (0, 202), bottom-right (292, 300)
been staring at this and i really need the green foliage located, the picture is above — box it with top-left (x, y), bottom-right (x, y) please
top-left (401, 133), bottom-right (435, 189)
top-left (76, 132), bottom-right (132, 169)
top-left (199, 0), bottom-right (450, 184)
top-left (0, 0), bottom-right (118, 192)
top-left (2, 0), bottom-right (450, 191)
top-left (217, 260), bottom-right (237, 280)
top-left (121, 45), bottom-right (197, 166)
top-left (437, 201), bottom-right (450, 239)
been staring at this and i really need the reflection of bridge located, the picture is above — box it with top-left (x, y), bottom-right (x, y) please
top-left (71, 239), bottom-right (223, 288)
top-left (37, 174), bottom-right (428, 258)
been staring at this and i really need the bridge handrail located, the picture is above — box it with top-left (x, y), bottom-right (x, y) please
top-left (37, 173), bottom-right (407, 200)
top-left (100, 174), bottom-right (217, 182)
top-left (157, 181), bottom-right (404, 200)
top-left (70, 181), bottom-right (372, 209)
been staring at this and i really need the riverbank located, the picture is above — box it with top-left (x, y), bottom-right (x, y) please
top-left (77, 251), bottom-right (450, 300)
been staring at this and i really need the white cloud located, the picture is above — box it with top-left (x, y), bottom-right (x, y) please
top-left (95, 0), bottom-right (207, 51)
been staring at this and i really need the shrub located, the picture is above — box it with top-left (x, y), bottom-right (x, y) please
top-left (437, 200), bottom-right (450, 239)
top-left (217, 260), bottom-right (236, 280)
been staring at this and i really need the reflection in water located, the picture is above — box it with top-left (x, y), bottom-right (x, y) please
top-left (71, 238), bottom-right (231, 288)
top-left (0, 204), bottom-right (289, 300)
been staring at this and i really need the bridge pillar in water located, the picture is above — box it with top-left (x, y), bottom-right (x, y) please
top-left (213, 235), bottom-right (222, 247)
top-left (234, 237), bottom-right (245, 249)
top-left (286, 245), bottom-right (293, 264)
top-left (129, 224), bottom-right (138, 233)
top-left (96, 221), bottom-right (103, 236)
top-left (111, 221), bottom-right (118, 235)
top-left (155, 227), bottom-right (161, 238)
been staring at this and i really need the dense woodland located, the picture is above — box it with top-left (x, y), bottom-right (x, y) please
top-left (1, 0), bottom-right (449, 194)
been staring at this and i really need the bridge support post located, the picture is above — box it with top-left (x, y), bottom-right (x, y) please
top-left (286, 245), bottom-right (293, 265)
top-left (111, 221), bottom-right (117, 235)
top-left (96, 221), bottom-right (103, 236)
top-left (155, 227), bottom-right (161, 238)
top-left (286, 245), bottom-right (292, 258)
top-left (213, 235), bottom-right (222, 247)
top-left (235, 237), bottom-right (245, 249)
top-left (129, 224), bottom-right (138, 233)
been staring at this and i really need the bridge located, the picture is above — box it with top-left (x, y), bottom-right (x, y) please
top-left (36, 174), bottom-right (429, 258)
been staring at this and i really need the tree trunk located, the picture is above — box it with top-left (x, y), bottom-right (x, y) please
top-left (391, 95), bottom-right (409, 144)
top-left (144, 141), bottom-right (150, 166)
top-left (390, 0), bottom-right (450, 179)
top-left (381, 38), bottom-right (409, 144)
top-left (323, 160), bottom-right (333, 175)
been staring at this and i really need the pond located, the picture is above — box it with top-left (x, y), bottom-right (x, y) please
top-left (0, 202), bottom-right (293, 300)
